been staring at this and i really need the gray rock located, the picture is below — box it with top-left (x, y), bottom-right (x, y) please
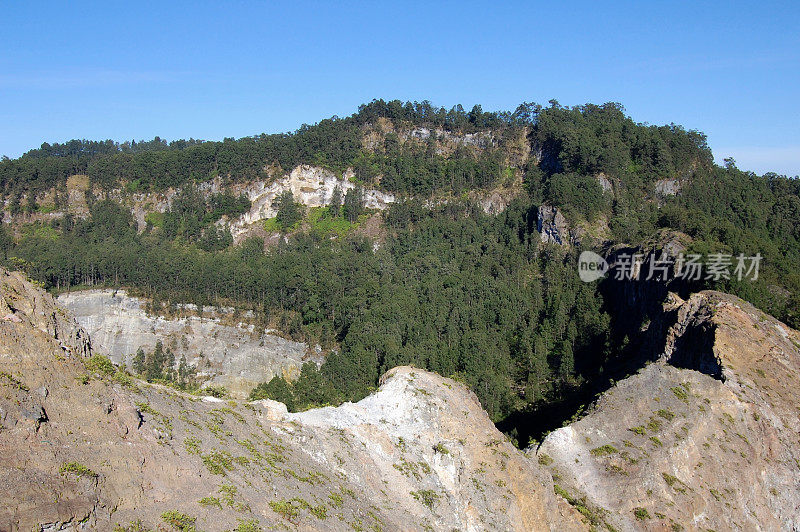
top-left (655, 177), bottom-right (681, 196)
top-left (58, 289), bottom-right (319, 398)
top-left (537, 205), bottom-right (571, 245)
top-left (595, 172), bottom-right (613, 193)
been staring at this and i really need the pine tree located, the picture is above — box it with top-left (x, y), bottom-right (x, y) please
top-left (274, 191), bottom-right (302, 229)
top-left (343, 186), bottom-right (364, 223)
top-left (146, 340), bottom-right (165, 381)
top-left (329, 185), bottom-right (342, 217)
top-left (178, 355), bottom-right (189, 385)
top-left (133, 347), bottom-right (146, 375)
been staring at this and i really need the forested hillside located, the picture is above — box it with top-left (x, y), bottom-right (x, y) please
top-left (2, 99), bottom-right (799, 445)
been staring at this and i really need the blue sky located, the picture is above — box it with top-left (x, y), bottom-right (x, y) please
top-left (2, 1), bottom-right (798, 176)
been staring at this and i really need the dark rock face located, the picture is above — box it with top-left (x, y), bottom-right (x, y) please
top-left (537, 205), bottom-right (571, 245)
top-left (598, 231), bottom-right (702, 370)
top-left (661, 293), bottom-right (722, 379)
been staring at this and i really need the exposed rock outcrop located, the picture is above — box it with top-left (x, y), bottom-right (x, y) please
top-left (5, 267), bottom-right (800, 530)
top-left (537, 290), bottom-right (800, 531)
top-left (595, 172), bottom-right (613, 193)
top-left (537, 205), bottom-right (572, 245)
top-left (0, 270), bottom-right (583, 531)
top-left (58, 289), bottom-right (316, 399)
top-left (361, 120), bottom-right (500, 156)
top-left (229, 165), bottom-right (396, 240)
top-left (655, 177), bottom-right (682, 197)
top-left (0, 269), bottom-right (91, 359)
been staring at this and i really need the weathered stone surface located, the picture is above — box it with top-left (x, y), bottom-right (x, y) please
top-left (655, 177), bottom-right (682, 196)
top-left (595, 172), bottom-right (613, 193)
top-left (537, 205), bottom-right (571, 245)
top-left (0, 269), bottom-right (91, 359)
top-left (58, 289), bottom-right (316, 398)
top-left (537, 291), bottom-right (800, 531)
top-left (229, 164), bottom-right (396, 240)
top-left (5, 269), bottom-right (800, 530)
top-left (0, 270), bottom-right (583, 531)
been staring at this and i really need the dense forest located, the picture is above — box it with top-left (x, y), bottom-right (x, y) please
top-left (1, 99), bottom-right (707, 198)
top-left (2, 99), bottom-right (799, 445)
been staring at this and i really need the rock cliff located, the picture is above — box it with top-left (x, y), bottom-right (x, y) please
top-left (228, 165), bottom-right (396, 241)
top-left (537, 290), bottom-right (800, 531)
top-left (4, 269), bottom-right (800, 530)
top-left (58, 289), bottom-right (316, 399)
top-left (0, 270), bottom-right (582, 531)
top-left (537, 205), bottom-right (572, 245)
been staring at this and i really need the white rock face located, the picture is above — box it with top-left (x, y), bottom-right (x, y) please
top-left (278, 366), bottom-right (573, 531)
top-left (58, 289), bottom-right (318, 397)
top-left (229, 165), bottom-right (396, 239)
top-left (111, 165), bottom-right (394, 236)
top-left (400, 127), bottom-right (496, 152)
top-left (655, 177), bottom-right (681, 196)
top-left (595, 172), bottom-right (613, 193)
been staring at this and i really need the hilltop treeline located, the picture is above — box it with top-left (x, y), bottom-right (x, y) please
top-left (1, 100), bottom-right (709, 199)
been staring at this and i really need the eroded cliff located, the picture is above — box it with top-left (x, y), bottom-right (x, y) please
top-left (537, 291), bottom-right (800, 531)
top-left (0, 269), bottom-right (582, 531)
top-left (57, 289), bottom-right (316, 399)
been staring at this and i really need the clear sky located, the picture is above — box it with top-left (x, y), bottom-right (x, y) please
top-left (2, 1), bottom-right (798, 176)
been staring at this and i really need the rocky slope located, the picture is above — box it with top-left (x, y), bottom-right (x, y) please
top-left (537, 290), bottom-right (800, 531)
top-left (57, 289), bottom-right (317, 399)
top-left (4, 268), bottom-right (800, 530)
top-left (0, 269), bottom-right (581, 531)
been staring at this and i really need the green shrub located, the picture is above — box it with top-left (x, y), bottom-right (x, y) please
top-left (203, 385), bottom-right (229, 399)
top-left (328, 492), bottom-right (343, 508)
top-left (135, 401), bottom-right (160, 417)
top-left (662, 472), bottom-right (678, 487)
top-left (670, 386), bottom-right (689, 402)
top-left (411, 489), bottom-right (439, 510)
top-left (112, 370), bottom-right (138, 390)
top-left (538, 453), bottom-right (554, 466)
top-left (161, 510), bottom-right (196, 531)
top-left (647, 418), bottom-right (662, 431)
top-left (662, 472), bottom-right (686, 493)
top-left (656, 409), bottom-right (675, 421)
top-left (432, 442), bottom-right (450, 455)
top-left (199, 496), bottom-right (222, 508)
top-left (553, 484), bottom-right (605, 526)
top-left (145, 212), bottom-right (165, 228)
top-left (85, 354), bottom-right (116, 376)
top-left (633, 507), bottom-right (650, 520)
top-left (184, 437), bottom-right (201, 455)
top-left (59, 461), bottom-right (97, 478)
top-left (309, 504), bottom-right (327, 520)
top-left (0, 371), bottom-right (28, 391)
top-left (269, 500), bottom-right (300, 521)
top-left (234, 519), bottom-right (262, 532)
top-left (112, 520), bottom-right (151, 532)
top-left (202, 449), bottom-right (234, 475)
top-left (590, 445), bottom-right (618, 456)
